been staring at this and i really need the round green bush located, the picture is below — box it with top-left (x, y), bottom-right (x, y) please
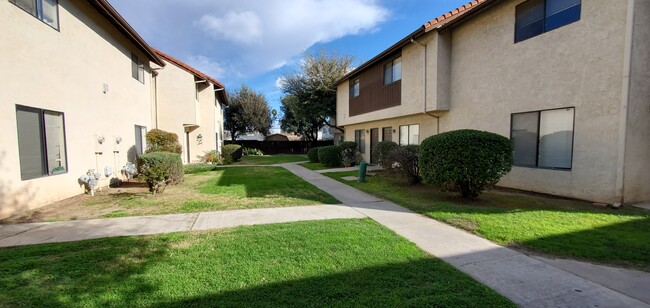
top-left (318, 145), bottom-right (342, 168)
top-left (373, 140), bottom-right (398, 169)
top-left (137, 151), bottom-right (183, 194)
top-left (145, 129), bottom-right (182, 154)
top-left (419, 129), bottom-right (512, 198)
top-left (307, 147), bottom-right (320, 163)
top-left (339, 141), bottom-right (358, 152)
top-left (222, 144), bottom-right (243, 164)
top-left (386, 145), bottom-right (420, 185)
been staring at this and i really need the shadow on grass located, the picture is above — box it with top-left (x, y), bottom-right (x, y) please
top-left (0, 236), bottom-right (170, 307)
top-left (198, 166), bottom-right (338, 204)
top-left (155, 258), bottom-right (512, 307)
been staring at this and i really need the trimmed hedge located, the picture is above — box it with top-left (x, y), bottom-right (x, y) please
top-left (373, 141), bottom-right (399, 169)
top-left (145, 129), bottom-right (182, 154)
top-left (386, 145), bottom-right (420, 185)
top-left (307, 147), bottom-right (320, 163)
top-left (222, 144), bottom-right (243, 164)
top-left (137, 151), bottom-right (183, 194)
top-left (419, 129), bottom-right (512, 198)
top-left (318, 145), bottom-right (342, 168)
top-left (339, 141), bottom-right (358, 152)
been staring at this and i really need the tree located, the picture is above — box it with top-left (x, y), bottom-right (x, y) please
top-left (224, 85), bottom-right (272, 140)
top-left (279, 51), bottom-right (354, 141)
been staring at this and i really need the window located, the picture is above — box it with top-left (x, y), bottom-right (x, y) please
top-left (10, 0), bottom-right (59, 29)
top-left (135, 125), bottom-right (147, 156)
top-left (382, 127), bottom-right (392, 142)
top-left (384, 57), bottom-right (402, 85)
top-left (131, 53), bottom-right (144, 83)
top-left (350, 79), bottom-right (360, 98)
top-left (399, 124), bottom-right (419, 145)
top-left (16, 105), bottom-right (67, 180)
top-left (354, 129), bottom-right (365, 153)
top-left (515, 0), bottom-right (581, 43)
top-left (511, 107), bottom-right (574, 169)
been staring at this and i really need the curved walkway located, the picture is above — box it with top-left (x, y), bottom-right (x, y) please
top-left (0, 162), bottom-right (648, 307)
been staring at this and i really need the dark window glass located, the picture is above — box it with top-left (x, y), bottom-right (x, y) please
top-left (135, 125), bottom-right (147, 156)
top-left (16, 105), bottom-right (67, 180)
top-left (511, 112), bottom-right (539, 167)
top-left (515, 0), bottom-right (580, 43)
top-left (10, 0), bottom-right (58, 29)
top-left (511, 108), bottom-right (574, 169)
top-left (384, 57), bottom-right (402, 85)
top-left (349, 79), bottom-right (359, 98)
top-left (545, 0), bottom-right (581, 32)
top-left (355, 129), bottom-right (365, 153)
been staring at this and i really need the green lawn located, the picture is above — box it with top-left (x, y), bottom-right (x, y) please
top-left (326, 171), bottom-right (650, 270)
top-left (0, 219), bottom-right (513, 307)
top-left (234, 154), bottom-right (308, 165)
top-left (2, 167), bottom-right (337, 223)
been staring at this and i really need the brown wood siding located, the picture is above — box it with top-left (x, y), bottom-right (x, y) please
top-left (349, 54), bottom-right (401, 116)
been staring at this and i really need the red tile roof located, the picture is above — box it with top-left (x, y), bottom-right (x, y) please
top-left (153, 48), bottom-right (225, 89)
top-left (423, 0), bottom-right (489, 31)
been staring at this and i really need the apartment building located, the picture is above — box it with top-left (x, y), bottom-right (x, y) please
top-left (336, 0), bottom-right (649, 204)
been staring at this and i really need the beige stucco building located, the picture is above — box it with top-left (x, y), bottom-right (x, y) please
top-left (336, 0), bottom-right (649, 204)
top-left (153, 50), bottom-right (228, 164)
top-left (0, 0), bottom-right (227, 219)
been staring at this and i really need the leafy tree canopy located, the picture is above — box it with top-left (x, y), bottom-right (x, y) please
top-left (225, 85), bottom-right (272, 140)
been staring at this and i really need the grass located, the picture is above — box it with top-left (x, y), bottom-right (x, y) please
top-left (326, 171), bottom-right (650, 270)
top-left (234, 154), bottom-right (308, 165)
top-left (0, 219), bottom-right (513, 307)
top-left (2, 167), bottom-right (338, 223)
top-left (299, 162), bottom-right (332, 171)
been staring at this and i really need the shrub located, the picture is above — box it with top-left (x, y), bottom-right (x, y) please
top-left (222, 144), bottom-right (243, 164)
top-left (184, 163), bottom-right (218, 174)
top-left (342, 147), bottom-right (362, 167)
top-left (318, 145), bottom-right (342, 168)
top-left (137, 152), bottom-right (183, 194)
top-left (385, 145), bottom-right (420, 185)
top-left (145, 129), bottom-right (182, 154)
top-left (307, 147), bottom-right (320, 163)
top-left (339, 141), bottom-right (358, 152)
top-left (419, 129), bottom-right (512, 198)
top-left (200, 150), bottom-right (222, 164)
top-left (243, 147), bottom-right (263, 156)
top-left (373, 141), bottom-right (399, 169)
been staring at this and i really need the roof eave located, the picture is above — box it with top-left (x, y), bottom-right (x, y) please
top-left (89, 0), bottom-right (165, 67)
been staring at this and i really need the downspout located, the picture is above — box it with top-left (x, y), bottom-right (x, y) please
top-left (615, 0), bottom-right (636, 206)
top-left (151, 67), bottom-right (164, 129)
top-left (411, 38), bottom-right (440, 135)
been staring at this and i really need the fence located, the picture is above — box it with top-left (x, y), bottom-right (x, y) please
top-left (225, 140), bottom-right (334, 155)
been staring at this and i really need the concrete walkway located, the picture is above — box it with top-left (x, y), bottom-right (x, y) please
top-left (0, 205), bottom-right (364, 247)
top-left (281, 162), bottom-right (650, 307)
top-left (1, 162), bottom-right (648, 307)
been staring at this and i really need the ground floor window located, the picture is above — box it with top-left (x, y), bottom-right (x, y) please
top-left (399, 124), bottom-right (419, 145)
top-left (354, 129), bottom-right (365, 153)
top-left (16, 105), bottom-right (67, 180)
top-left (135, 125), bottom-right (147, 156)
top-left (382, 127), bottom-right (392, 142)
top-left (511, 107), bottom-right (574, 169)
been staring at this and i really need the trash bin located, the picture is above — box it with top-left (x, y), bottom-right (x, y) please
top-left (358, 162), bottom-right (368, 183)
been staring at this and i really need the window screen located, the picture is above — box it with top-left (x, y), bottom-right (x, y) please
top-left (515, 0), bottom-right (581, 43)
top-left (355, 129), bottom-right (365, 154)
top-left (16, 105), bottom-right (67, 180)
top-left (511, 108), bottom-right (574, 169)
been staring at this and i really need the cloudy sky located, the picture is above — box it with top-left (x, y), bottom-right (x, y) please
top-left (109, 0), bottom-right (470, 125)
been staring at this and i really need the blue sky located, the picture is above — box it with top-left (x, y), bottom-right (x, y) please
top-left (109, 0), bottom-right (470, 127)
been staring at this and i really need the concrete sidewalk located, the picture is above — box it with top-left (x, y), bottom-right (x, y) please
top-left (282, 162), bottom-right (650, 307)
top-left (0, 205), bottom-right (364, 247)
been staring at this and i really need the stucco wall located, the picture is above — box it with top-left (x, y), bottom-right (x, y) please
top-left (0, 0), bottom-right (156, 218)
top-left (444, 0), bottom-right (629, 203)
top-left (623, 0), bottom-right (650, 203)
top-left (155, 61), bottom-right (221, 164)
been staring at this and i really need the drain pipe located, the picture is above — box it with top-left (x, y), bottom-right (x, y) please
top-left (411, 38), bottom-right (440, 135)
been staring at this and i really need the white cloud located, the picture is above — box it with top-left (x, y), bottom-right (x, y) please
top-left (197, 11), bottom-right (262, 45)
top-left (109, 0), bottom-right (388, 81)
top-left (274, 77), bottom-right (285, 90)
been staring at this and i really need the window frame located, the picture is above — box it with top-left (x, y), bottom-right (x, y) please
top-left (349, 79), bottom-right (360, 99)
top-left (383, 56), bottom-right (402, 85)
top-left (15, 104), bottom-right (68, 180)
top-left (9, 0), bottom-right (60, 30)
top-left (510, 107), bottom-right (575, 170)
top-left (514, 0), bottom-right (581, 43)
top-left (398, 124), bottom-right (419, 146)
top-left (354, 129), bottom-right (365, 154)
top-left (131, 53), bottom-right (145, 84)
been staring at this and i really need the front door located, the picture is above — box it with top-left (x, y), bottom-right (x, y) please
top-left (370, 128), bottom-right (379, 164)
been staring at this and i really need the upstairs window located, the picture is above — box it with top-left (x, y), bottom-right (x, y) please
top-left (515, 0), bottom-right (581, 43)
top-left (16, 105), bottom-right (67, 180)
top-left (511, 107), bottom-right (574, 169)
top-left (10, 0), bottom-right (59, 29)
top-left (350, 79), bottom-right (360, 98)
top-left (384, 57), bottom-right (402, 85)
top-left (131, 53), bottom-right (145, 83)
